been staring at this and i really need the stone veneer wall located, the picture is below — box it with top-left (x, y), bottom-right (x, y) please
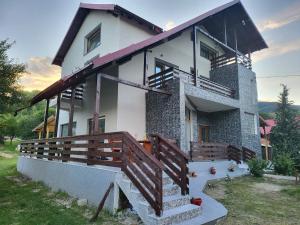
top-left (208, 109), bottom-right (242, 147)
top-left (237, 64), bottom-right (261, 154)
top-left (146, 78), bottom-right (186, 151)
top-left (210, 64), bottom-right (239, 99)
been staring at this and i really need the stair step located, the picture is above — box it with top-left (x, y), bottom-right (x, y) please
top-left (148, 204), bottom-right (202, 225)
top-left (122, 171), bottom-right (173, 185)
top-left (141, 194), bottom-right (191, 214)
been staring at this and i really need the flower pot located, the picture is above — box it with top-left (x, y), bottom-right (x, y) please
top-left (191, 197), bottom-right (202, 206)
top-left (143, 141), bottom-right (152, 155)
top-left (210, 166), bottom-right (216, 175)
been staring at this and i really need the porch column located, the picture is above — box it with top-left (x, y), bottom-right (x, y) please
top-left (42, 99), bottom-right (50, 138)
top-left (54, 93), bottom-right (61, 137)
top-left (93, 74), bottom-right (101, 134)
top-left (234, 29), bottom-right (238, 63)
top-left (38, 98), bottom-right (49, 158)
top-left (68, 87), bottom-right (75, 136)
top-left (143, 50), bottom-right (147, 85)
top-left (192, 25), bottom-right (197, 86)
top-left (88, 74), bottom-right (101, 165)
top-left (63, 88), bottom-right (75, 162)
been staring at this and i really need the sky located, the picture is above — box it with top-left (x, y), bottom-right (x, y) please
top-left (0, 0), bottom-right (300, 104)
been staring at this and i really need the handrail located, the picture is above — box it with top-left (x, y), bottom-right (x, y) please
top-left (20, 132), bottom-right (163, 216)
top-left (242, 146), bottom-right (256, 161)
top-left (150, 134), bottom-right (189, 195)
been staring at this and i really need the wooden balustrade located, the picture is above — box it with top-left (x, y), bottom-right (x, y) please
top-left (148, 68), bottom-right (234, 98)
top-left (151, 134), bottom-right (189, 195)
top-left (242, 146), bottom-right (256, 161)
top-left (190, 142), bottom-right (256, 164)
top-left (211, 53), bottom-right (252, 70)
top-left (190, 142), bottom-right (229, 161)
top-left (20, 132), bottom-right (163, 216)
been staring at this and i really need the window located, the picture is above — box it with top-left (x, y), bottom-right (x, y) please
top-left (60, 122), bottom-right (76, 137)
top-left (85, 25), bottom-right (101, 53)
top-left (88, 116), bottom-right (105, 135)
top-left (200, 42), bottom-right (217, 60)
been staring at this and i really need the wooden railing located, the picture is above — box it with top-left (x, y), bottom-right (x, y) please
top-left (211, 53), bottom-right (252, 70)
top-left (20, 132), bottom-right (163, 216)
top-left (151, 134), bottom-right (189, 195)
top-left (242, 146), bottom-right (256, 161)
top-left (190, 142), bottom-right (229, 161)
top-left (227, 145), bottom-right (243, 164)
top-left (148, 68), bottom-right (234, 98)
top-left (190, 142), bottom-right (256, 164)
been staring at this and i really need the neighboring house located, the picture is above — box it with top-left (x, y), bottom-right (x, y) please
top-left (18, 1), bottom-right (267, 224)
top-left (259, 116), bottom-right (276, 160)
top-left (32, 115), bottom-right (56, 139)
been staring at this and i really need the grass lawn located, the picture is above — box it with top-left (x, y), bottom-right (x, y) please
top-left (205, 176), bottom-right (300, 225)
top-left (0, 141), bottom-right (123, 225)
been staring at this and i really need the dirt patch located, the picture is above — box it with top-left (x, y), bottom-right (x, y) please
top-left (252, 182), bottom-right (284, 193)
top-left (0, 152), bottom-right (14, 158)
top-left (5, 175), bottom-right (30, 186)
top-left (54, 198), bottom-right (75, 209)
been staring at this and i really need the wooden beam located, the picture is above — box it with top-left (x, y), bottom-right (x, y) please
top-left (68, 88), bottom-right (75, 136)
top-left (93, 74), bottom-right (101, 134)
top-left (42, 99), bottom-right (50, 138)
top-left (100, 73), bottom-right (171, 95)
top-left (192, 25), bottom-right (197, 86)
top-left (54, 93), bottom-right (61, 137)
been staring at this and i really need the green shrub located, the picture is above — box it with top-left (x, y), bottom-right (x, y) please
top-left (247, 158), bottom-right (268, 177)
top-left (273, 154), bottom-right (295, 176)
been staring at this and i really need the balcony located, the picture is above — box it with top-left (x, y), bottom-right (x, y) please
top-left (148, 68), bottom-right (235, 98)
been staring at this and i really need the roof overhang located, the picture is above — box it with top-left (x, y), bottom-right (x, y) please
top-left (52, 3), bottom-right (163, 66)
top-left (198, 1), bottom-right (267, 54)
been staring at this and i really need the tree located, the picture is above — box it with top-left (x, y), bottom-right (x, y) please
top-left (270, 85), bottom-right (300, 160)
top-left (0, 39), bottom-right (26, 114)
top-left (0, 114), bottom-right (19, 143)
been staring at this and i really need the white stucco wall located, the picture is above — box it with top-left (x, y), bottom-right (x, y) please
top-left (61, 10), bottom-right (153, 76)
top-left (17, 156), bottom-right (120, 211)
top-left (117, 54), bottom-right (146, 140)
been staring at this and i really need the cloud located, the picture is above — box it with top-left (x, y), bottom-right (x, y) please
top-left (252, 38), bottom-right (300, 62)
top-left (257, 76), bottom-right (300, 105)
top-left (164, 21), bottom-right (175, 30)
top-left (20, 57), bottom-right (61, 91)
top-left (258, 2), bottom-right (300, 32)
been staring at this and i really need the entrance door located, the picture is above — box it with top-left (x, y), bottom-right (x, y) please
top-left (199, 125), bottom-right (209, 143)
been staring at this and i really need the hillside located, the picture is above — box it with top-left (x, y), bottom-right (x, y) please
top-left (258, 101), bottom-right (300, 113)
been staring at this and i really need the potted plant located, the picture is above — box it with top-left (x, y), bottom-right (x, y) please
top-left (191, 197), bottom-right (202, 206)
top-left (210, 166), bottom-right (216, 175)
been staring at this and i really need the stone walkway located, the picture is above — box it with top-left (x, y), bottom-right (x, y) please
top-left (0, 152), bottom-right (14, 158)
top-left (264, 173), bottom-right (297, 181)
top-left (185, 160), bottom-right (249, 224)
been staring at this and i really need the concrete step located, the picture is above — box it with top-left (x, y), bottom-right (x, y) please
top-left (140, 194), bottom-right (191, 214)
top-left (121, 171), bottom-right (173, 185)
top-left (148, 204), bottom-right (202, 225)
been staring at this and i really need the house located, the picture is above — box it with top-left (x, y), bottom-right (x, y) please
top-left (18, 1), bottom-right (267, 224)
top-left (32, 115), bottom-right (56, 139)
top-left (259, 116), bottom-right (276, 160)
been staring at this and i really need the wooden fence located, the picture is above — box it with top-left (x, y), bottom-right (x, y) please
top-left (20, 132), bottom-right (190, 216)
top-left (190, 142), bottom-right (256, 164)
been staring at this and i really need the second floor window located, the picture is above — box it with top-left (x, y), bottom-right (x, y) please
top-left (200, 42), bottom-right (217, 60)
top-left (85, 25), bottom-right (101, 53)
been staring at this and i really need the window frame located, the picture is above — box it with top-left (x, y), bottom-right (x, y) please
top-left (200, 41), bottom-right (218, 61)
top-left (60, 122), bottom-right (77, 137)
top-left (85, 24), bottom-right (101, 54)
top-left (87, 116), bottom-right (105, 135)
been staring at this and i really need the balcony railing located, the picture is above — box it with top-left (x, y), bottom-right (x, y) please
top-left (211, 52), bottom-right (252, 70)
top-left (148, 68), bottom-right (235, 98)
